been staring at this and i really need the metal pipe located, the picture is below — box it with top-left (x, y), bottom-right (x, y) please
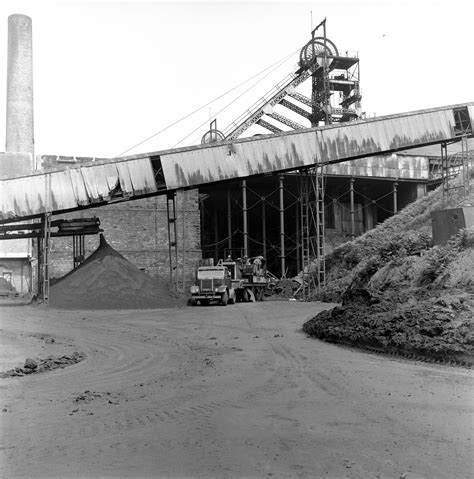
top-left (227, 189), bottom-right (232, 252)
top-left (279, 176), bottom-right (286, 277)
top-left (213, 200), bottom-right (219, 260)
top-left (393, 180), bottom-right (398, 214)
top-left (296, 201), bottom-right (300, 273)
top-left (262, 197), bottom-right (266, 260)
top-left (181, 191), bottom-right (186, 292)
top-left (242, 180), bottom-right (248, 256)
top-left (350, 177), bottom-right (355, 240)
top-left (37, 237), bottom-right (41, 296)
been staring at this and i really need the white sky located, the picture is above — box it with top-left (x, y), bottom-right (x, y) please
top-left (0, 0), bottom-right (472, 158)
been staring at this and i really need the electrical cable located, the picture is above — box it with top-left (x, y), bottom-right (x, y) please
top-left (116, 47), bottom-right (299, 157)
top-left (172, 48), bottom-right (299, 148)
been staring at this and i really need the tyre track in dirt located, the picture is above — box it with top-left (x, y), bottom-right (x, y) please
top-left (2, 302), bottom-right (473, 479)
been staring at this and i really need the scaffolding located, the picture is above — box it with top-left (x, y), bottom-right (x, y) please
top-left (442, 136), bottom-right (472, 206)
top-left (299, 165), bottom-right (326, 299)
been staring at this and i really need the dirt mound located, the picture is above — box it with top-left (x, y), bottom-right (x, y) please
top-left (49, 235), bottom-right (183, 310)
top-left (303, 181), bottom-right (474, 363)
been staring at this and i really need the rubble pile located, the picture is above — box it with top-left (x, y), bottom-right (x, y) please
top-left (49, 234), bottom-right (183, 310)
top-left (0, 352), bottom-right (85, 378)
top-left (304, 183), bottom-right (474, 363)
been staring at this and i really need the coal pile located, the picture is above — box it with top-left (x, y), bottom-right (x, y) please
top-left (49, 235), bottom-right (183, 310)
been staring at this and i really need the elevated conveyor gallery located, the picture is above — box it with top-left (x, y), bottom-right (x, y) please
top-left (1, 103), bottom-right (473, 224)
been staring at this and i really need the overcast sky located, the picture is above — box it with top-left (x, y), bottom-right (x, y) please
top-left (0, 0), bottom-right (472, 158)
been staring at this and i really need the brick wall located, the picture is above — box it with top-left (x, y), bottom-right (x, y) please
top-left (49, 191), bottom-right (202, 288)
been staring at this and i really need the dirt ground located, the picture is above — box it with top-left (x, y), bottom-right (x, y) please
top-left (0, 301), bottom-right (473, 479)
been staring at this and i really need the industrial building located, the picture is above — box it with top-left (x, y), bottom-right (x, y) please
top-left (1, 15), bottom-right (472, 300)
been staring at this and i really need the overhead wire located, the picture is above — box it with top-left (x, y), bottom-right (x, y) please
top-left (116, 47), bottom-right (299, 157)
top-left (172, 47), bottom-right (300, 148)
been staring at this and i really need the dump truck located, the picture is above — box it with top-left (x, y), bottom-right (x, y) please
top-left (189, 263), bottom-right (236, 306)
top-left (234, 256), bottom-right (270, 301)
top-left (189, 256), bottom-right (273, 306)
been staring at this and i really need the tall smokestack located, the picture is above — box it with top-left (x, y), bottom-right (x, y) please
top-left (6, 14), bottom-right (34, 157)
top-left (0, 14), bottom-right (34, 296)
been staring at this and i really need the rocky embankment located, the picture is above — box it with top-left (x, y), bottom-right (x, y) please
top-left (303, 185), bottom-right (474, 365)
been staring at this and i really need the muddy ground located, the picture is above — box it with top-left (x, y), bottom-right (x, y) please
top-left (1, 302), bottom-right (473, 478)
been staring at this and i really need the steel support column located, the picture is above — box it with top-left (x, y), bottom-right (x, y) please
top-left (181, 191), bottom-right (187, 292)
top-left (393, 180), bottom-right (398, 214)
top-left (42, 212), bottom-right (51, 304)
top-left (350, 177), bottom-right (355, 240)
top-left (242, 180), bottom-right (248, 257)
top-left (441, 142), bottom-right (448, 207)
top-left (279, 176), bottom-right (286, 277)
top-left (73, 234), bottom-right (85, 269)
top-left (213, 200), bottom-right (219, 261)
top-left (262, 197), bottom-right (267, 261)
top-left (227, 190), bottom-right (232, 251)
top-left (295, 203), bottom-right (300, 274)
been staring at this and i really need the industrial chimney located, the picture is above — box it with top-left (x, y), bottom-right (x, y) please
top-left (4, 13), bottom-right (34, 173)
top-left (0, 14), bottom-right (35, 294)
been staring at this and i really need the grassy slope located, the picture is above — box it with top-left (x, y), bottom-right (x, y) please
top-left (303, 183), bottom-right (474, 362)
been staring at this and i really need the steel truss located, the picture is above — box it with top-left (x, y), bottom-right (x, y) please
top-left (442, 136), bottom-right (472, 206)
top-left (299, 165), bottom-right (326, 299)
top-left (39, 175), bottom-right (52, 304)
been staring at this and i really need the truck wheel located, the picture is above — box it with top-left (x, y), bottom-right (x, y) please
top-left (221, 292), bottom-right (228, 306)
top-left (189, 297), bottom-right (197, 306)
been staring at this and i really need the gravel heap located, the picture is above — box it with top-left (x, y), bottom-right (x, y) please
top-left (49, 235), bottom-right (183, 310)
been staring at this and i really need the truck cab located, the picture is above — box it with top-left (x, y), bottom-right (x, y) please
top-left (189, 265), bottom-right (236, 306)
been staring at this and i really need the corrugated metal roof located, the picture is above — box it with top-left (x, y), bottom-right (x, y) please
top-left (160, 103), bottom-right (471, 189)
top-left (1, 157), bottom-right (158, 221)
top-left (1, 102), bottom-right (473, 222)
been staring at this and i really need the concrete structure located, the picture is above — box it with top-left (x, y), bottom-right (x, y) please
top-left (431, 207), bottom-right (474, 246)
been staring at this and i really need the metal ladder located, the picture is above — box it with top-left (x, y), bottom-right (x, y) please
top-left (442, 136), bottom-right (471, 206)
top-left (42, 174), bottom-right (52, 304)
top-left (299, 165), bottom-right (326, 299)
top-left (300, 170), bottom-right (312, 298)
top-left (166, 191), bottom-right (179, 292)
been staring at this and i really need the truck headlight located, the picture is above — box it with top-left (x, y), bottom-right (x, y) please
top-left (215, 285), bottom-right (226, 293)
top-left (190, 285), bottom-right (199, 294)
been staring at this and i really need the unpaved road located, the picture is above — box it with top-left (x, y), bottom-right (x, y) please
top-left (0, 301), bottom-right (473, 479)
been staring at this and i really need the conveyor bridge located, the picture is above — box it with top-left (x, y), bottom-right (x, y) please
top-left (1, 102), bottom-right (473, 224)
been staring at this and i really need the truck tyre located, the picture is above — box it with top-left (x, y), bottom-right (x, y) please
top-left (221, 291), bottom-right (228, 306)
top-left (190, 297), bottom-right (197, 306)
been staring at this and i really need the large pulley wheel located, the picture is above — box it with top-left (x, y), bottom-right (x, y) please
top-left (201, 129), bottom-right (225, 145)
top-left (299, 36), bottom-right (339, 67)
